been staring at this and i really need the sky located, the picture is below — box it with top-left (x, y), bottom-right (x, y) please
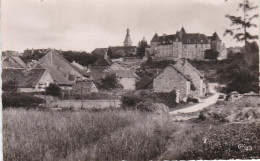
top-left (1, 0), bottom-right (259, 53)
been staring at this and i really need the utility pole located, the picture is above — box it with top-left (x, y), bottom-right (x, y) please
top-left (45, 83), bottom-right (47, 108)
top-left (81, 86), bottom-right (83, 110)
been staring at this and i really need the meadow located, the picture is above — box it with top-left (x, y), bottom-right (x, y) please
top-left (3, 97), bottom-right (260, 161)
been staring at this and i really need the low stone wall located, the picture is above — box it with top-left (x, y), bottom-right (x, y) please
top-left (51, 99), bottom-right (122, 109)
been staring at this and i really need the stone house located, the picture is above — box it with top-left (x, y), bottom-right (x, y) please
top-left (173, 59), bottom-right (207, 98)
top-left (149, 27), bottom-right (227, 60)
top-left (153, 64), bottom-right (192, 101)
top-left (113, 70), bottom-right (139, 91)
top-left (2, 68), bottom-right (73, 93)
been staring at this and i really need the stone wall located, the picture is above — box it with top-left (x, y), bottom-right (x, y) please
top-left (153, 66), bottom-right (190, 100)
top-left (118, 78), bottom-right (136, 91)
top-left (52, 99), bottom-right (121, 109)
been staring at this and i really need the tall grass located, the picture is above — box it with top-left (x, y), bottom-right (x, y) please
top-left (3, 109), bottom-right (179, 161)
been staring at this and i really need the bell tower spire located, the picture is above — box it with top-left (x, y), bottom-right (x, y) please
top-left (124, 28), bottom-right (132, 46)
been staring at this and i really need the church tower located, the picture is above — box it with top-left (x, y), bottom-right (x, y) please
top-left (124, 28), bottom-right (132, 46)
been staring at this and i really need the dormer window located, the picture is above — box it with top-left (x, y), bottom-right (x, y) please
top-left (201, 40), bottom-right (203, 43)
top-left (176, 38), bottom-right (179, 41)
top-left (187, 39), bottom-right (190, 43)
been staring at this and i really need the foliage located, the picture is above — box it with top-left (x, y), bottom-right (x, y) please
top-left (46, 83), bottom-right (61, 96)
top-left (62, 50), bottom-right (99, 66)
top-left (2, 93), bottom-right (44, 108)
top-left (189, 42), bottom-right (259, 94)
top-left (187, 97), bottom-right (199, 103)
top-left (137, 38), bottom-right (148, 58)
top-left (224, 0), bottom-right (259, 45)
top-left (134, 102), bottom-right (169, 114)
top-left (122, 94), bottom-right (146, 107)
top-left (19, 50), bottom-right (46, 63)
top-left (122, 90), bottom-right (177, 108)
top-left (2, 79), bottom-right (17, 92)
top-left (204, 49), bottom-right (220, 60)
top-left (99, 73), bottom-right (123, 90)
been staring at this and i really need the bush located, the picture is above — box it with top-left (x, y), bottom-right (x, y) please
top-left (134, 102), bottom-right (169, 114)
top-left (122, 90), bottom-right (177, 108)
top-left (122, 94), bottom-right (145, 107)
top-left (2, 93), bottom-right (44, 108)
top-left (46, 83), bottom-right (61, 96)
top-left (187, 97), bottom-right (199, 103)
top-left (100, 74), bottom-right (123, 90)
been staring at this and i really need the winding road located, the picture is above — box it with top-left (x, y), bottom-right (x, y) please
top-left (170, 83), bottom-right (220, 118)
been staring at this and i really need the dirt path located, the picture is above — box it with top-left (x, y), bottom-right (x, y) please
top-left (170, 83), bottom-right (220, 120)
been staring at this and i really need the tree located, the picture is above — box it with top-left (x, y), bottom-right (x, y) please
top-left (100, 73), bottom-right (122, 90)
top-left (46, 83), bottom-right (61, 96)
top-left (224, 0), bottom-right (258, 45)
top-left (137, 38), bottom-right (148, 58)
top-left (204, 49), bottom-right (220, 60)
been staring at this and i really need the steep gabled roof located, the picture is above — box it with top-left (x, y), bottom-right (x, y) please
top-left (93, 53), bottom-right (113, 66)
top-left (10, 56), bottom-right (27, 68)
top-left (180, 27), bottom-right (186, 34)
top-left (34, 49), bottom-right (86, 76)
top-left (5, 69), bottom-right (46, 88)
top-left (151, 33), bottom-right (159, 42)
top-left (45, 67), bottom-right (73, 85)
top-left (212, 32), bottom-right (221, 41)
top-left (174, 58), bottom-right (204, 78)
top-left (2, 55), bottom-right (27, 69)
top-left (168, 64), bottom-right (192, 81)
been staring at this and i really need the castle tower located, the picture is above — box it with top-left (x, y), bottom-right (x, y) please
top-left (124, 28), bottom-right (132, 46)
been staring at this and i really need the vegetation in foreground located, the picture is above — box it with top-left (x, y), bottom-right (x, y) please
top-left (3, 97), bottom-right (260, 161)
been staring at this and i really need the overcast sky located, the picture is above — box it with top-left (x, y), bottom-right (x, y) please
top-left (2, 0), bottom-right (259, 53)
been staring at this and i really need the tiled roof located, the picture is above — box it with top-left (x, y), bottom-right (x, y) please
top-left (153, 27), bottom-right (210, 45)
top-left (35, 49), bottom-right (86, 76)
top-left (169, 64), bottom-right (192, 81)
top-left (174, 59), bottom-right (204, 78)
top-left (151, 33), bottom-right (159, 42)
top-left (93, 54), bottom-right (113, 66)
top-left (2, 56), bottom-right (27, 69)
top-left (211, 32), bottom-right (221, 41)
top-left (181, 33), bottom-right (209, 44)
top-left (10, 56), bottom-right (27, 68)
top-left (45, 67), bottom-right (73, 85)
top-left (2, 69), bottom-right (46, 88)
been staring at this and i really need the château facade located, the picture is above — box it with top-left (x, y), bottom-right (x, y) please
top-left (148, 27), bottom-right (227, 60)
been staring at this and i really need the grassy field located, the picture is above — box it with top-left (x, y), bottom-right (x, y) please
top-left (3, 97), bottom-right (260, 160)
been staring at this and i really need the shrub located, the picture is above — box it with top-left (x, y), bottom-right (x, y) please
top-left (122, 94), bottom-right (145, 107)
top-left (100, 73), bottom-right (123, 90)
top-left (46, 83), bottom-right (61, 96)
top-left (2, 93), bottom-right (44, 108)
top-left (187, 97), bottom-right (199, 103)
top-left (134, 102), bottom-right (169, 114)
